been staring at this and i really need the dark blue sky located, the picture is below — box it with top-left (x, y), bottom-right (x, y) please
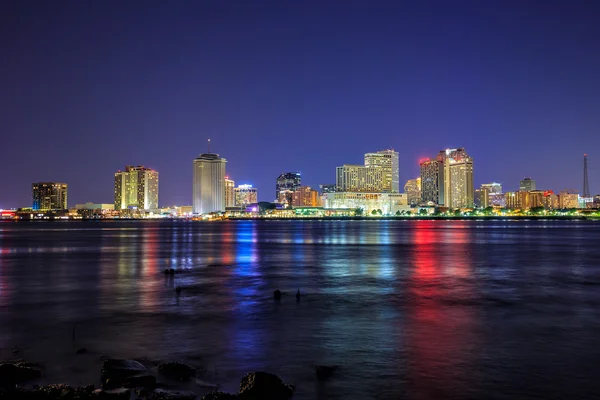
top-left (2, 0), bottom-right (599, 207)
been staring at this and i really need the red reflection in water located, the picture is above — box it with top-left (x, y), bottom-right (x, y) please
top-left (141, 228), bottom-right (159, 309)
top-left (405, 220), bottom-right (478, 398)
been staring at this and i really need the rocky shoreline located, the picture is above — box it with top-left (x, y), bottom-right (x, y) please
top-left (0, 360), bottom-right (296, 400)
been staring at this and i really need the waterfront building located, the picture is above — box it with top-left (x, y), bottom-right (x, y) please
top-left (364, 149), bottom-right (400, 192)
top-left (75, 202), bottom-right (115, 211)
top-left (225, 177), bottom-right (235, 207)
top-left (443, 148), bottom-right (474, 208)
top-left (193, 152), bottom-right (227, 214)
top-left (559, 192), bottom-right (579, 209)
top-left (529, 190), bottom-right (546, 209)
top-left (543, 191), bottom-right (560, 210)
top-left (234, 184), bottom-right (258, 206)
top-left (420, 157), bottom-right (444, 205)
top-left (404, 178), bottom-right (422, 206)
top-left (520, 177), bottom-right (536, 192)
top-left (474, 187), bottom-right (490, 208)
top-left (505, 191), bottom-right (531, 209)
top-left (276, 172), bottom-right (301, 204)
top-left (336, 164), bottom-right (385, 192)
top-left (114, 165), bottom-right (159, 210)
top-left (324, 192), bottom-right (409, 215)
top-left (32, 182), bottom-right (68, 210)
top-left (292, 186), bottom-right (320, 207)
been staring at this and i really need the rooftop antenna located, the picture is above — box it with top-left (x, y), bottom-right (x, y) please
top-left (583, 154), bottom-right (590, 197)
top-left (208, 138), bottom-right (211, 153)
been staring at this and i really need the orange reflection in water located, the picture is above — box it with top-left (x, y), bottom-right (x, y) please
top-left (405, 220), bottom-right (478, 399)
top-left (140, 227), bottom-right (159, 309)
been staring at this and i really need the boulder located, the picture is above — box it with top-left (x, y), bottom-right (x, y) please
top-left (157, 362), bottom-right (196, 381)
top-left (315, 365), bottom-right (338, 381)
top-left (238, 372), bottom-right (294, 400)
top-left (32, 384), bottom-right (95, 399)
top-left (94, 388), bottom-right (131, 399)
top-left (142, 389), bottom-right (197, 399)
top-left (0, 363), bottom-right (41, 388)
top-left (100, 359), bottom-right (147, 388)
top-left (201, 391), bottom-right (237, 400)
top-left (122, 374), bottom-right (156, 389)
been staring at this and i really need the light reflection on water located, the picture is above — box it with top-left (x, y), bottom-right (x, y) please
top-left (1, 220), bottom-right (600, 399)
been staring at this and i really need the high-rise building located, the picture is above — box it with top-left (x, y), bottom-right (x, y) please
top-left (559, 192), bottom-right (579, 209)
top-left (276, 172), bottom-right (301, 204)
top-left (364, 149), bottom-right (399, 192)
top-left (474, 187), bottom-right (490, 208)
top-left (114, 165), bottom-right (159, 210)
top-left (292, 186), bottom-right (320, 207)
top-left (481, 182), bottom-right (502, 194)
top-left (420, 157), bottom-right (444, 205)
top-left (519, 177), bottom-right (536, 191)
top-left (234, 184), bottom-right (258, 206)
top-left (32, 182), bottom-right (68, 210)
top-left (336, 164), bottom-right (385, 192)
top-left (225, 177), bottom-right (235, 208)
top-left (193, 152), bottom-right (227, 214)
top-left (404, 178), bottom-right (421, 206)
top-left (443, 148), bottom-right (474, 208)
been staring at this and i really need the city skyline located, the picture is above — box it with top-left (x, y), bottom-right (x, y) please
top-left (2, 1), bottom-right (600, 207)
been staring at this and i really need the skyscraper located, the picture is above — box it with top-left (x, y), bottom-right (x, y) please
top-left (443, 148), bottom-right (474, 208)
top-left (583, 154), bottom-right (590, 198)
top-left (276, 172), bottom-right (301, 204)
top-left (114, 165), bottom-right (159, 210)
top-left (336, 164), bottom-right (385, 192)
top-left (364, 149), bottom-right (399, 192)
top-left (519, 177), bottom-right (536, 191)
top-left (404, 178), bottom-right (421, 206)
top-left (234, 184), bottom-right (258, 206)
top-left (193, 152), bottom-right (227, 214)
top-left (32, 182), bottom-right (67, 210)
top-left (420, 157), bottom-right (444, 205)
top-left (225, 177), bottom-right (235, 207)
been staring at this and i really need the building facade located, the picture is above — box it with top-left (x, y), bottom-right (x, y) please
top-left (420, 158), bottom-right (444, 205)
top-left (276, 172), bottom-right (301, 204)
top-left (559, 192), bottom-right (579, 209)
top-left (193, 153), bottom-right (227, 214)
top-left (364, 149), bottom-right (400, 192)
top-left (225, 177), bottom-right (235, 207)
top-left (336, 164), bottom-right (385, 192)
top-left (404, 178), bottom-right (422, 206)
top-left (114, 165), bottom-right (159, 210)
top-left (32, 182), bottom-right (68, 210)
top-left (520, 177), bottom-right (536, 192)
top-left (474, 187), bottom-right (490, 208)
top-left (292, 186), bottom-right (320, 207)
top-left (319, 184), bottom-right (336, 194)
top-left (443, 148), bottom-right (474, 208)
top-left (234, 184), bottom-right (258, 206)
top-left (324, 192), bottom-right (409, 215)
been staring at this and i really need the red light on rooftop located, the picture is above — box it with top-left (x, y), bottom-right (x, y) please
top-left (418, 157), bottom-right (431, 165)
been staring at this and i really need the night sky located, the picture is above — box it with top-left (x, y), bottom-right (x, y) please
top-left (2, 0), bottom-right (599, 208)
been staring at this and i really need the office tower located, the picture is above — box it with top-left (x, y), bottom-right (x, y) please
top-left (420, 157), bottom-right (444, 205)
top-left (559, 192), bottom-right (579, 209)
top-left (225, 177), bottom-right (235, 207)
top-left (32, 182), bottom-right (68, 210)
top-left (583, 154), bottom-right (590, 198)
top-left (193, 152), bottom-right (227, 214)
top-left (336, 164), bottom-right (385, 192)
top-left (442, 148), bottom-right (474, 208)
top-left (364, 149), bottom-right (399, 192)
top-left (404, 178), bottom-right (421, 206)
top-left (481, 182), bottom-right (502, 194)
top-left (234, 184), bottom-right (258, 206)
top-left (519, 177), bottom-right (536, 191)
top-left (292, 186), bottom-right (320, 207)
top-left (474, 187), bottom-right (490, 208)
top-left (319, 184), bottom-right (336, 194)
top-left (276, 172), bottom-right (301, 204)
top-left (114, 165), bottom-right (159, 210)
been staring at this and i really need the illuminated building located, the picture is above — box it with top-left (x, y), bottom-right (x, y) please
top-left (32, 182), bottom-right (68, 210)
top-left (114, 165), bottom-right (159, 210)
top-left (225, 177), bottom-right (235, 207)
top-left (364, 149), bottom-right (399, 192)
top-left (420, 157), bottom-right (444, 205)
top-left (519, 177), bottom-right (536, 191)
top-left (529, 191), bottom-right (546, 208)
top-left (292, 186), bottom-right (320, 207)
top-left (324, 192), bottom-right (408, 215)
top-left (234, 184), bottom-right (258, 206)
top-left (276, 172), bottom-right (301, 204)
top-left (336, 164), bottom-right (385, 192)
top-left (481, 182), bottom-right (502, 194)
top-left (193, 152), bottom-right (227, 214)
top-left (481, 182), bottom-right (504, 207)
top-left (319, 184), bottom-right (336, 194)
top-left (474, 187), bottom-right (489, 208)
top-left (543, 191), bottom-right (559, 210)
top-left (559, 192), bottom-right (579, 209)
top-left (443, 148), bottom-right (474, 208)
top-left (404, 178), bottom-right (421, 206)
top-left (75, 202), bottom-right (115, 211)
top-left (505, 191), bottom-right (530, 209)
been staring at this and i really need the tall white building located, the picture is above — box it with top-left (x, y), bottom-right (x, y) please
top-left (114, 165), bottom-right (158, 210)
top-left (193, 153), bottom-right (227, 214)
top-left (364, 149), bottom-right (399, 192)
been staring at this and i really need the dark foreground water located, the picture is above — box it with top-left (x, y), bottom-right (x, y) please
top-left (1, 220), bottom-right (600, 399)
